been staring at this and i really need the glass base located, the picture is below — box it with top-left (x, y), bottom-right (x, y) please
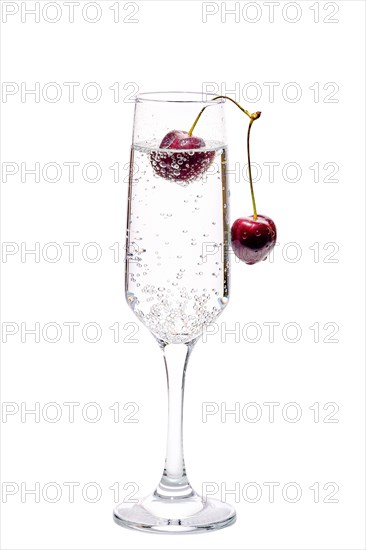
top-left (113, 491), bottom-right (236, 534)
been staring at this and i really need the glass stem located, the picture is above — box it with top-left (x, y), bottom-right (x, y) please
top-left (155, 342), bottom-right (196, 500)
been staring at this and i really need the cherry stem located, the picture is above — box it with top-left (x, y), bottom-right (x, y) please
top-left (247, 118), bottom-right (258, 220)
top-left (187, 95), bottom-right (260, 221)
top-left (187, 95), bottom-right (257, 136)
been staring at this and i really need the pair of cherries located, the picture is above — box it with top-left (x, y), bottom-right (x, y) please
top-left (150, 102), bottom-right (276, 265)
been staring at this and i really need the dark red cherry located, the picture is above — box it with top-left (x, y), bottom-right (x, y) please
top-left (231, 215), bottom-right (277, 265)
top-left (150, 130), bottom-right (215, 182)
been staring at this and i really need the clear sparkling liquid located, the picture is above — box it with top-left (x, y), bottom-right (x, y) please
top-left (125, 141), bottom-right (230, 344)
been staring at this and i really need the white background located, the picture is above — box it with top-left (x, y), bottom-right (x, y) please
top-left (0, 1), bottom-right (365, 549)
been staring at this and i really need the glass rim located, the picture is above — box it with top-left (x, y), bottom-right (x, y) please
top-left (135, 91), bottom-right (226, 104)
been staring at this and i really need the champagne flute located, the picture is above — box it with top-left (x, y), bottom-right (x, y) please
top-left (114, 91), bottom-right (235, 533)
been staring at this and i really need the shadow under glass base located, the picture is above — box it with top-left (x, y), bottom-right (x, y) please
top-left (113, 490), bottom-right (236, 534)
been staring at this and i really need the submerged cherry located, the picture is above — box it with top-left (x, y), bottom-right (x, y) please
top-left (150, 130), bottom-right (215, 182)
top-left (231, 215), bottom-right (276, 264)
